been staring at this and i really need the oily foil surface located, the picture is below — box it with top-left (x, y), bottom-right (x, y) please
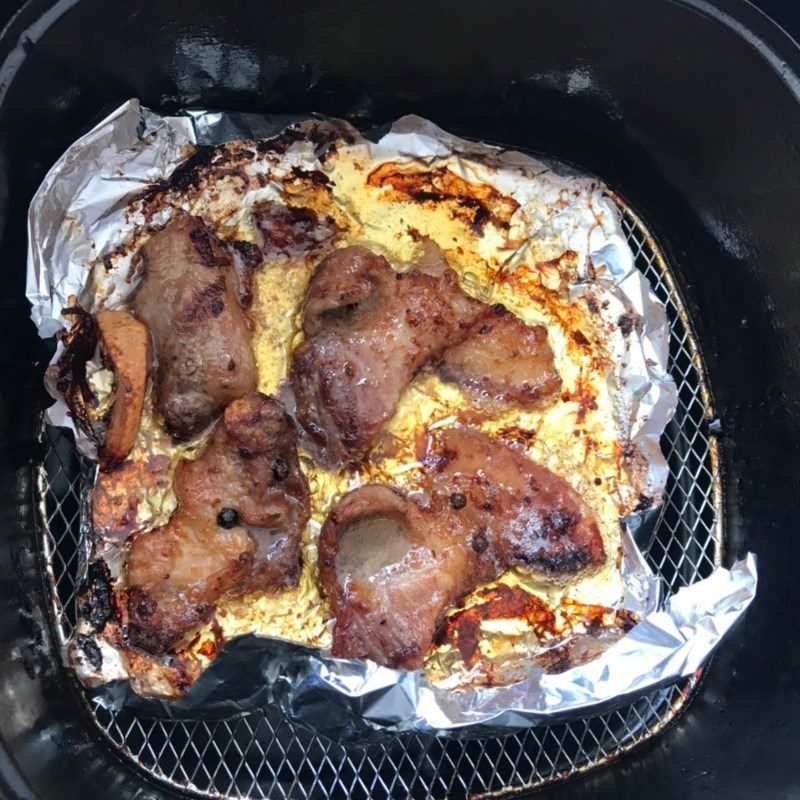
top-left (27, 100), bottom-right (756, 737)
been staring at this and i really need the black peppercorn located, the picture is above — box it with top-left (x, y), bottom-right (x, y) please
top-left (217, 507), bottom-right (239, 528)
top-left (471, 531), bottom-right (489, 554)
top-left (272, 457), bottom-right (290, 481)
top-left (450, 492), bottom-right (467, 510)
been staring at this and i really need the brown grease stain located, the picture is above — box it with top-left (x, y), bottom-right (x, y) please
top-left (367, 162), bottom-right (519, 235)
top-left (436, 585), bottom-right (557, 666)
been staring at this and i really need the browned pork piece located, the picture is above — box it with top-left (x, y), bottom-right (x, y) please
top-left (290, 245), bottom-right (484, 466)
top-left (439, 304), bottom-right (562, 407)
top-left (126, 393), bottom-right (309, 654)
top-left (95, 310), bottom-right (151, 470)
top-left (290, 241), bottom-right (562, 467)
top-left (133, 215), bottom-right (257, 440)
top-left (318, 428), bottom-right (605, 669)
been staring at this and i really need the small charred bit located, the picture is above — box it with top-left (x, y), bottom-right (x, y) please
top-left (149, 144), bottom-right (216, 194)
top-left (216, 507), bottom-right (240, 529)
top-left (54, 307), bottom-right (99, 439)
top-left (571, 330), bottom-right (591, 348)
top-left (257, 120), bottom-right (357, 159)
top-left (79, 560), bottom-right (115, 632)
top-left (618, 313), bottom-right (635, 337)
top-left (78, 634), bottom-right (103, 671)
top-left (290, 166), bottom-right (331, 187)
top-left (256, 126), bottom-right (306, 155)
top-left (252, 200), bottom-right (336, 259)
top-left (189, 226), bottom-right (230, 267)
top-left (632, 493), bottom-right (653, 513)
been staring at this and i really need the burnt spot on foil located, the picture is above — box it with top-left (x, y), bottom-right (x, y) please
top-left (78, 635), bottom-right (103, 670)
top-left (152, 145), bottom-right (216, 194)
top-left (618, 313), bottom-right (635, 337)
top-left (435, 585), bottom-right (556, 666)
top-left (366, 163), bottom-right (519, 236)
top-left (54, 307), bottom-right (100, 439)
top-left (189, 226), bottom-right (231, 268)
top-left (79, 560), bottom-right (115, 633)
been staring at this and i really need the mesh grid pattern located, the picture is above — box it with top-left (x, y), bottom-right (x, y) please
top-left (36, 200), bottom-right (721, 799)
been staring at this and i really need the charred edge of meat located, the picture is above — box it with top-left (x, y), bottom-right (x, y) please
top-left (189, 226), bottom-right (231, 269)
top-left (55, 307), bottom-right (100, 439)
top-left (77, 634), bottom-right (103, 670)
top-left (78, 560), bottom-right (115, 632)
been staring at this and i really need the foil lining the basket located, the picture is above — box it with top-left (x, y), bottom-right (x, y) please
top-left (27, 99), bottom-right (756, 738)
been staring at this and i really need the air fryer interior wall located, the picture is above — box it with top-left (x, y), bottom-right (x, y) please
top-left (0, 1), bottom-right (798, 798)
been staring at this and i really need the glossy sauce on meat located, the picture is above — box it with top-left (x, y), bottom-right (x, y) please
top-left (440, 305), bottom-right (562, 406)
top-left (127, 393), bottom-right (309, 654)
top-left (318, 428), bottom-right (605, 669)
top-left (134, 216), bottom-right (257, 439)
top-left (290, 245), bottom-right (484, 466)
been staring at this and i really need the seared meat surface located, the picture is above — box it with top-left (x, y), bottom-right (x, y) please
top-left (134, 216), bottom-right (257, 440)
top-left (290, 245), bottom-right (484, 466)
top-left (127, 393), bottom-right (310, 654)
top-left (318, 428), bottom-right (605, 668)
top-left (440, 305), bottom-right (561, 406)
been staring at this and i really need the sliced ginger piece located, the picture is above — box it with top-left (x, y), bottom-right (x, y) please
top-left (96, 310), bottom-right (151, 471)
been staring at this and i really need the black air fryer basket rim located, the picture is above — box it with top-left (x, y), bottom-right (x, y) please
top-left (1, 0), bottom-right (799, 799)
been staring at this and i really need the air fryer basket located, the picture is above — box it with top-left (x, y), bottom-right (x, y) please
top-left (2, 1), bottom-right (799, 799)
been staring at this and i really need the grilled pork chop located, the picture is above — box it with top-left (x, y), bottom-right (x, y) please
top-left (290, 243), bottom-right (561, 467)
top-left (318, 428), bottom-right (605, 668)
top-left (134, 215), bottom-right (257, 440)
top-left (290, 245), bottom-right (484, 467)
top-left (127, 393), bottom-right (309, 654)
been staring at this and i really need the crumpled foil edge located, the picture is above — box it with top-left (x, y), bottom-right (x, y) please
top-left (27, 100), bottom-right (756, 739)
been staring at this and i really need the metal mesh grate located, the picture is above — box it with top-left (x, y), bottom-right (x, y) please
top-left (36, 199), bottom-right (722, 799)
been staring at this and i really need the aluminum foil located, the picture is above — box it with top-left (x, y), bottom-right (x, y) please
top-left (27, 99), bottom-right (757, 738)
